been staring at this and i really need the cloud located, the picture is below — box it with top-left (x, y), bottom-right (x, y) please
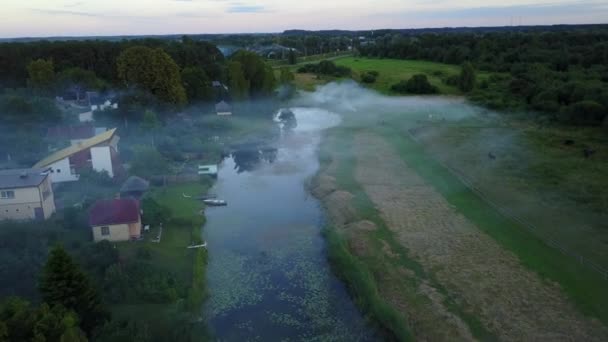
top-left (227, 4), bottom-right (266, 13)
top-left (29, 8), bottom-right (100, 17)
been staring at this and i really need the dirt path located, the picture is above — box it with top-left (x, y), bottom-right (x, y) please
top-left (352, 132), bottom-right (608, 341)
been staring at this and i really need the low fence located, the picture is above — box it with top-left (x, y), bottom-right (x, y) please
top-left (406, 129), bottom-right (608, 280)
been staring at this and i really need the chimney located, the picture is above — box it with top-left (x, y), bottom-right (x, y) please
top-left (19, 171), bottom-right (28, 179)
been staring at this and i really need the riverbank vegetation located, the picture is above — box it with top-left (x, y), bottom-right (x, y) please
top-left (313, 104), bottom-right (608, 340)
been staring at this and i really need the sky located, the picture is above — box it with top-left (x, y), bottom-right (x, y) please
top-left (1, 0), bottom-right (607, 38)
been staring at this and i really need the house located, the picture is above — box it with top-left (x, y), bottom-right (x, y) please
top-left (89, 198), bottom-right (142, 242)
top-left (0, 168), bottom-right (56, 221)
top-left (120, 176), bottom-right (150, 199)
top-left (78, 111), bottom-right (94, 123)
top-left (215, 101), bottom-right (232, 116)
top-left (212, 81), bottom-right (228, 91)
top-left (87, 91), bottom-right (118, 112)
top-left (46, 124), bottom-right (96, 146)
top-left (33, 128), bottom-right (122, 183)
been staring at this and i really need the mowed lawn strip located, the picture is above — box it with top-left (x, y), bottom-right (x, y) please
top-left (378, 124), bottom-right (608, 323)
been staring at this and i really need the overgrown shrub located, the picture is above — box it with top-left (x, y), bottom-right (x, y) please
top-left (391, 74), bottom-right (438, 94)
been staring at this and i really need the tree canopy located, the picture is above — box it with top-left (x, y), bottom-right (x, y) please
top-left (181, 66), bottom-right (214, 103)
top-left (230, 50), bottom-right (276, 97)
top-left (117, 46), bottom-right (187, 105)
top-left (26, 59), bottom-right (55, 93)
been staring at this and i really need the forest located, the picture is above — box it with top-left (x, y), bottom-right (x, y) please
top-left (357, 27), bottom-right (608, 126)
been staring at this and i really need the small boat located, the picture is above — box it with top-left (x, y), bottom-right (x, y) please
top-left (195, 194), bottom-right (218, 200)
top-left (203, 199), bottom-right (227, 206)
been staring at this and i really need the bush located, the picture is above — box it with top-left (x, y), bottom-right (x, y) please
top-left (444, 74), bottom-right (460, 86)
top-left (558, 101), bottom-right (607, 125)
top-left (391, 74), bottom-right (438, 94)
top-left (360, 72), bottom-right (377, 84)
top-left (141, 197), bottom-right (172, 225)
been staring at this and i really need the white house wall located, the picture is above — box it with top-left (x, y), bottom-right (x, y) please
top-left (91, 146), bottom-right (114, 177)
top-left (46, 158), bottom-right (79, 183)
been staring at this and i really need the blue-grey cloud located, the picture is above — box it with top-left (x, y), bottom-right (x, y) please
top-left (227, 4), bottom-right (266, 13)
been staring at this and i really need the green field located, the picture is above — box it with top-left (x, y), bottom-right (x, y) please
top-left (334, 57), bottom-right (467, 94)
top-left (292, 57), bottom-right (491, 94)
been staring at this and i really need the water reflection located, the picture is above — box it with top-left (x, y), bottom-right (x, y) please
top-left (230, 147), bottom-right (278, 173)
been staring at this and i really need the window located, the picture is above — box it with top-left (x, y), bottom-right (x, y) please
top-left (100, 226), bottom-right (110, 236)
top-left (56, 169), bottom-right (61, 173)
top-left (1, 191), bottom-right (15, 199)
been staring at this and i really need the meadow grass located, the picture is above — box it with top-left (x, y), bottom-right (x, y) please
top-left (377, 124), bottom-right (608, 323)
top-left (319, 127), bottom-right (496, 340)
top-left (334, 57), bottom-right (464, 95)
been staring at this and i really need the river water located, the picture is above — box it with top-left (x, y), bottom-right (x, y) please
top-left (203, 107), bottom-right (378, 340)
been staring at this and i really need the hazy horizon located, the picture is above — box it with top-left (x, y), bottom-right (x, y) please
top-left (2, 0), bottom-right (607, 39)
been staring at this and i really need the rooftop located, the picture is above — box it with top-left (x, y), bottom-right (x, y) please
top-left (215, 101), bottom-right (232, 112)
top-left (0, 168), bottom-right (48, 189)
top-left (34, 128), bottom-right (117, 168)
top-left (89, 198), bottom-right (140, 226)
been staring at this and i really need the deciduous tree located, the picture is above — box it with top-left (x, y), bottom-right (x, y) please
top-left (26, 59), bottom-right (55, 93)
top-left (117, 46), bottom-right (187, 105)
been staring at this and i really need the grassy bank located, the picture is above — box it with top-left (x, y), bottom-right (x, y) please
top-left (316, 128), bottom-right (496, 341)
top-left (316, 111), bottom-right (608, 340)
top-left (377, 124), bottom-right (608, 323)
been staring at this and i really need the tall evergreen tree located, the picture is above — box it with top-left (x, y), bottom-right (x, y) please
top-left (39, 246), bottom-right (108, 336)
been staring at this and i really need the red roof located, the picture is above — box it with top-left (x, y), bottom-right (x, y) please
top-left (47, 124), bottom-right (95, 140)
top-left (89, 199), bottom-right (140, 226)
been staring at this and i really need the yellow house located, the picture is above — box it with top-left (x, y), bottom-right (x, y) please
top-left (0, 169), bottom-right (56, 221)
top-left (88, 198), bottom-right (142, 242)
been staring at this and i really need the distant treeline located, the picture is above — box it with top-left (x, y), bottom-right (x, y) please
top-left (359, 29), bottom-right (608, 126)
top-left (0, 37), bottom-right (224, 88)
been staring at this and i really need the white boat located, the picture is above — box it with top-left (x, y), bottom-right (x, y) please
top-left (203, 199), bottom-right (227, 206)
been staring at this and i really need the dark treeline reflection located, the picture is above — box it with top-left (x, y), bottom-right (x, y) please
top-left (231, 147), bottom-right (278, 173)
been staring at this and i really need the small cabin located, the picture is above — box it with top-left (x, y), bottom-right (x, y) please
top-left (198, 164), bottom-right (218, 176)
top-left (215, 101), bottom-right (232, 116)
top-left (89, 198), bottom-right (142, 242)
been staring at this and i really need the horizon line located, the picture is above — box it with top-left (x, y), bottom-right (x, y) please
top-left (1, 22), bottom-right (607, 41)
